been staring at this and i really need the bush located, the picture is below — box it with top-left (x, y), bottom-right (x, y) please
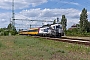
top-left (0, 30), bottom-right (18, 36)
top-left (66, 29), bottom-right (90, 37)
top-left (0, 23), bottom-right (18, 36)
top-left (4, 31), bottom-right (9, 36)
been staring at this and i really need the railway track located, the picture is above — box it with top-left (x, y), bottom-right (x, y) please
top-left (32, 36), bottom-right (90, 46)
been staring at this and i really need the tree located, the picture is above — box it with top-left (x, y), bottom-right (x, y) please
top-left (53, 19), bottom-right (56, 24)
top-left (61, 15), bottom-right (67, 31)
top-left (7, 23), bottom-right (17, 35)
top-left (7, 23), bottom-right (12, 30)
top-left (87, 22), bottom-right (90, 32)
top-left (80, 8), bottom-right (88, 33)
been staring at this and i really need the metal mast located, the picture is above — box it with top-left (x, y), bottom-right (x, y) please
top-left (12, 0), bottom-right (15, 28)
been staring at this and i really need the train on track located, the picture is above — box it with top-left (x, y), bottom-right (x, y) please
top-left (19, 24), bottom-right (64, 37)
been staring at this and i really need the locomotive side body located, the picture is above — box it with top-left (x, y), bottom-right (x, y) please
top-left (27, 28), bottom-right (39, 35)
top-left (50, 24), bottom-right (64, 37)
top-left (38, 26), bottom-right (50, 36)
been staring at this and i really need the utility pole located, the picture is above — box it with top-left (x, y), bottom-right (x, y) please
top-left (30, 24), bottom-right (31, 28)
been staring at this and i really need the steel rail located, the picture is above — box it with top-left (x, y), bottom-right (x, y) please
top-left (32, 36), bottom-right (90, 46)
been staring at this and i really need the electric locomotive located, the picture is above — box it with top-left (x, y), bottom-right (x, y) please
top-left (38, 23), bottom-right (64, 37)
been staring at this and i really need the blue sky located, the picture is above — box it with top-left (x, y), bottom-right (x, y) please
top-left (0, 0), bottom-right (90, 29)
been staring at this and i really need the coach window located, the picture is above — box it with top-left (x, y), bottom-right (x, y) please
top-left (28, 29), bottom-right (38, 32)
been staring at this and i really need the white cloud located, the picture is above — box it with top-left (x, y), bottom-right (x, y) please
top-left (19, 8), bottom-right (80, 18)
top-left (15, 8), bottom-right (81, 29)
top-left (61, 1), bottom-right (80, 6)
top-left (0, 0), bottom-right (47, 9)
top-left (0, 12), bottom-right (11, 28)
top-left (51, 0), bottom-right (80, 6)
top-left (1, 8), bottom-right (90, 29)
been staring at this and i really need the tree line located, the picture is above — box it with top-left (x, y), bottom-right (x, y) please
top-left (53, 8), bottom-right (90, 36)
top-left (60, 8), bottom-right (90, 36)
top-left (0, 23), bottom-right (17, 36)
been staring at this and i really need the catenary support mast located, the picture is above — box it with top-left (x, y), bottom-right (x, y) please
top-left (12, 0), bottom-right (15, 29)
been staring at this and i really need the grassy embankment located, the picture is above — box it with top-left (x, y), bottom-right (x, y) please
top-left (0, 35), bottom-right (90, 60)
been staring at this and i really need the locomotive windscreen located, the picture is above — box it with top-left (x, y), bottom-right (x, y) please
top-left (56, 25), bottom-right (62, 29)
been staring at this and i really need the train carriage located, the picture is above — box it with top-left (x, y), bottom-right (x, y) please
top-left (27, 28), bottom-right (39, 35)
top-left (19, 30), bottom-right (28, 35)
top-left (19, 28), bottom-right (39, 35)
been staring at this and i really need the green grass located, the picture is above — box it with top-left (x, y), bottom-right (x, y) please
top-left (0, 41), bottom-right (3, 48)
top-left (0, 36), bottom-right (90, 60)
